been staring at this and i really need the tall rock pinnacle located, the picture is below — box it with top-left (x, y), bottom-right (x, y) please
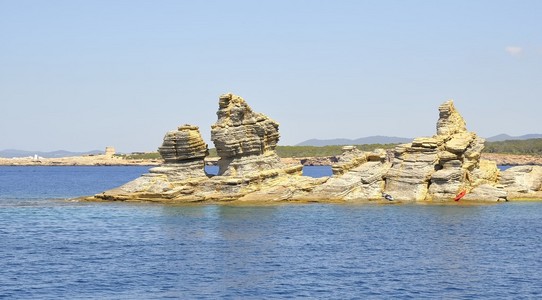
top-left (210, 93), bottom-right (282, 176)
top-left (436, 100), bottom-right (467, 136)
top-left (211, 93), bottom-right (280, 158)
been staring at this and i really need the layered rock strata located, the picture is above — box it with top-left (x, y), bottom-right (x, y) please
top-left (309, 148), bottom-right (390, 201)
top-left (383, 101), bottom-right (506, 202)
top-left (158, 124), bottom-right (208, 163)
top-left (97, 125), bottom-right (210, 200)
top-left (500, 166), bottom-right (542, 200)
top-left (96, 94), bottom-right (307, 202)
top-left (211, 93), bottom-right (282, 176)
top-left (93, 95), bottom-right (538, 203)
top-left (150, 125), bottom-right (209, 181)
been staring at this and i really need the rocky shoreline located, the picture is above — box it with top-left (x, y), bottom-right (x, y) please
top-left (78, 93), bottom-right (542, 203)
top-left (480, 153), bottom-right (542, 166)
top-left (0, 155), bottom-right (162, 166)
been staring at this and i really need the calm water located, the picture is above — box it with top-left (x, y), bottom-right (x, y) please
top-left (1, 166), bottom-right (541, 299)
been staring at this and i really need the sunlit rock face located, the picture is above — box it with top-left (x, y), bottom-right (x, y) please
top-left (310, 147), bottom-right (391, 201)
top-left (158, 124), bottom-right (208, 163)
top-left (384, 100), bottom-right (506, 202)
top-left (500, 165), bottom-right (542, 200)
top-left (95, 93), bottom-right (307, 203)
top-left (93, 96), bottom-right (517, 204)
top-left (436, 100), bottom-right (467, 136)
top-left (152, 124), bottom-right (209, 181)
top-left (211, 93), bottom-right (283, 176)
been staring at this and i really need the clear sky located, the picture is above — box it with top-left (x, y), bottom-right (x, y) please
top-left (1, 0), bottom-right (541, 152)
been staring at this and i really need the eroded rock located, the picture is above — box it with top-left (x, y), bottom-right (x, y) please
top-left (500, 165), bottom-right (542, 200)
top-left (96, 94), bottom-right (307, 202)
top-left (92, 95), bottom-right (538, 203)
top-left (158, 125), bottom-right (208, 163)
top-left (436, 100), bottom-right (467, 136)
top-left (211, 93), bottom-right (283, 176)
top-left (384, 100), bottom-right (504, 202)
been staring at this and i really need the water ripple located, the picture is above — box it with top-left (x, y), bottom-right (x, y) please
top-left (1, 167), bottom-right (542, 298)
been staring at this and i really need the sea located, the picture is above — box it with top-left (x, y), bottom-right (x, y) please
top-left (1, 165), bottom-right (541, 299)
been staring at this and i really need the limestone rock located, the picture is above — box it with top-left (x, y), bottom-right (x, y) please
top-left (500, 166), bottom-right (542, 199)
top-left (444, 132), bottom-right (475, 154)
top-left (211, 93), bottom-right (282, 176)
top-left (438, 150), bottom-right (460, 162)
top-left (332, 146), bottom-right (367, 175)
top-left (239, 176), bottom-right (329, 202)
top-left (211, 93), bottom-right (279, 157)
top-left (428, 168), bottom-right (465, 201)
top-left (154, 124), bottom-right (209, 181)
top-left (311, 160), bottom-right (391, 201)
top-left (313, 147), bottom-right (392, 201)
top-left (462, 136), bottom-right (485, 171)
top-left (384, 150), bottom-right (438, 201)
top-left (470, 160), bottom-right (500, 186)
top-left (383, 99), bottom-right (501, 202)
top-left (96, 93), bottom-right (314, 203)
top-left (93, 95), bottom-right (531, 204)
top-left (158, 125), bottom-right (208, 163)
top-left (97, 173), bottom-right (175, 201)
top-left (436, 100), bottom-right (467, 136)
top-left (215, 152), bottom-right (284, 177)
top-left (412, 137), bottom-right (441, 150)
top-left (149, 161), bottom-right (208, 182)
top-left (366, 148), bottom-right (388, 162)
top-left (295, 148), bottom-right (391, 202)
top-left (462, 184), bottom-right (507, 202)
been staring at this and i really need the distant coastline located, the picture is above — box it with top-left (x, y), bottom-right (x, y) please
top-left (0, 154), bottom-right (161, 166)
top-left (1, 153), bottom-right (540, 167)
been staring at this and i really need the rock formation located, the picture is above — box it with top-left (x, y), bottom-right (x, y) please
top-left (96, 94), bottom-right (306, 202)
top-left (158, 124), bottom-right (208, 163)
top-left (309, 147), bottom-right (390, 201)
top-left (151, 124), bottom-right (209, 181)
top-left (384, 101), bottom-right (505, 202)
top-left (500, 166), bottom-right (542, 200)
top-left (310, 100), bottom-right (505, 202)
top-left (96, 125), bottom-right (209, 200)
top-left (211, 93), bottom-right (283, 176)
top-left (91, 95), bottom-right (539, 204)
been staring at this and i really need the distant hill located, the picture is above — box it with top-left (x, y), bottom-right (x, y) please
top-left (296, 136), bottom-right (413, 146)
top-left (486, 134), bottom-right (542, 142)
top-left (0, 149), bottom-right (103, 158)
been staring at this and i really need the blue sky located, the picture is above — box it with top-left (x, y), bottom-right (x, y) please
top-left (1, 0), bottom-right (541, 152)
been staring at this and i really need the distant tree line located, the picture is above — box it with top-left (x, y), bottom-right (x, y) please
top-left (274, 144), bottom-right (397, 157)
top-left (208, 144), bottom-right (397, 158)
top-left (483, 138), bottom-right (542, 155)
top-left (121, 139), bottom-right (542, 160)
top-left (275, 139), bottom-right (542, 157)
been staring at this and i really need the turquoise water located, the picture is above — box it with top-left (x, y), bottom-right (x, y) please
top-left (1, 166), bottom-right (541, 299)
